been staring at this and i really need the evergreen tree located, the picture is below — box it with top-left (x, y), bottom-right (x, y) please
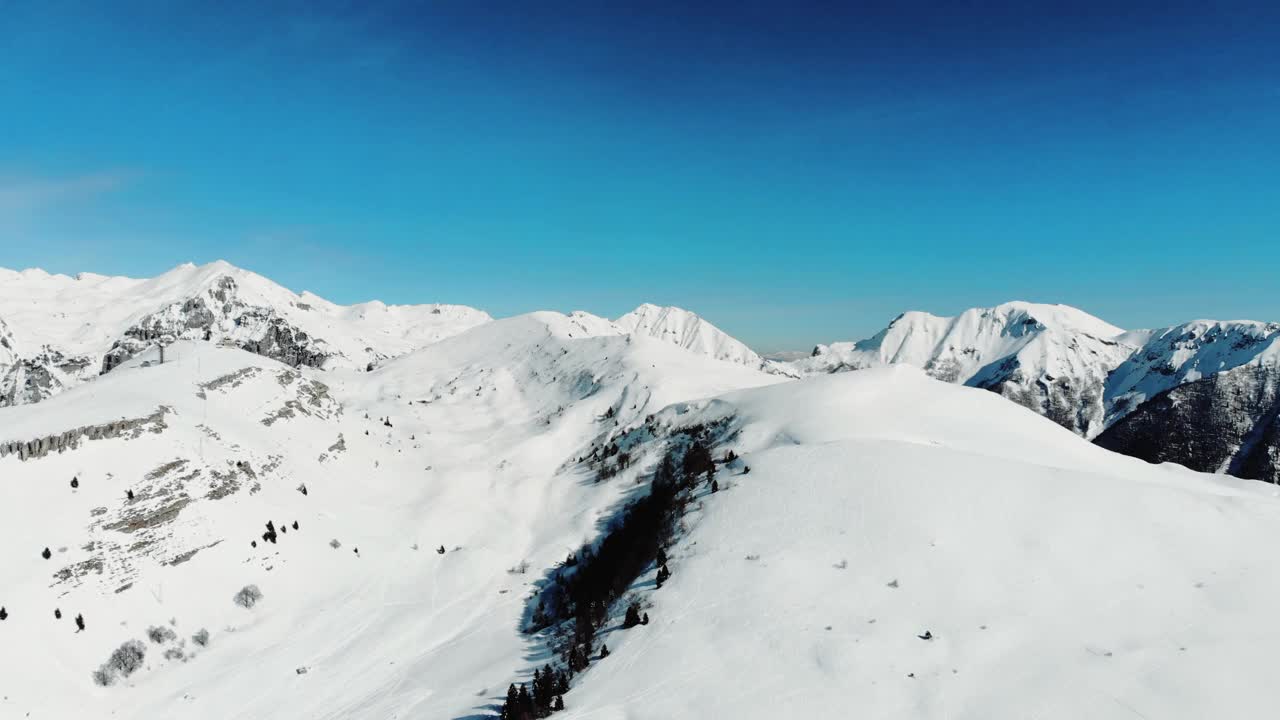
top-left (0, 606), bottom-right (7, 620)
top-left (501, 683), bottom-right (520, 720)
top-left (623, 602), bottom-right (642, 629)
top-left (517, 683), bottom-right (534, 719)
top-left (75, 613), bottom-right (84, 631)
top-left (42, 547), bottom-right (51, 560)
top-left (70, 477), bottom-right (79, 489)
top-left (126, 489), bottom-right (134, 501)
top-left (656, 564), bottom-right (671, 587)
top-left (683, 441), bottom-right (713, 480)
top-left (711, 479), bottom-right (719, 493)
top-left (553, 696), bottom-right (565, 712)
top-left (54, 608), bottom-right (62, 619)
top-left (599, 643), bottom-right (609, 659)
top-left (641, 612), bottom-right (649, 625)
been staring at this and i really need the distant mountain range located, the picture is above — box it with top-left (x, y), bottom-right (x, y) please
top-left (3, 262), bottom-right (1276, 486)
top-left (790, 301), bottom-right (1280, 485)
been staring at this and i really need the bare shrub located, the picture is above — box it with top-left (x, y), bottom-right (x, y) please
top-left (233, 584), bottom-right (264, 609)
top-left (92, 640), bottom-right (146, 686)
top-left (147, 625), bottom-right (177, 644)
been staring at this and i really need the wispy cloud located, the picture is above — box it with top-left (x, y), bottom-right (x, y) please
top-left (0, 170), bottom-right (137, 213)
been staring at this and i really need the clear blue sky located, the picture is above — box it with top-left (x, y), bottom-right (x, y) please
top-left (2, 1), bottom-right (1277, 351)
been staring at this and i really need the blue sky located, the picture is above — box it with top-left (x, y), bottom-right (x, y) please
top-left (2, 1), bottom-right (1278, 351)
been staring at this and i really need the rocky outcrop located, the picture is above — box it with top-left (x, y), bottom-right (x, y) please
top-left (0, 406), bottom-right (170, 461)
top-left (1094, 364), bottom-right (1280, 484)
top-left (100, 276), bottom-right (335, 374)
top-left (976, 359), bottom-right (1109, 438)
top-left (1, 348), bottom-right (95, 407)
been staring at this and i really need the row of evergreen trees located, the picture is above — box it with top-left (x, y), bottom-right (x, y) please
top-left (499, 664), bottom-right (569, 719)
top-left (506, 426), bottom-right (732, 719)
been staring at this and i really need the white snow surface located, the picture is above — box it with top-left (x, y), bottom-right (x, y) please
top-left (564, 367), bottom-right (1280, 720)
top-left (0, 313), bottom-right (782, 720)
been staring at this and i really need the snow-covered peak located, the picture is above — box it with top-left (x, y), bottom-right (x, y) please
top-left (1104, 318), bottom-right (1280, 422)
top-left (790, 301), bottom-right (1137, 436)
top-left (0, 261), bottom-right (492, 406)
top-left (615, 303), bottom-right (766, 370)
top-left (798, 301), bottom-right (1127, 381)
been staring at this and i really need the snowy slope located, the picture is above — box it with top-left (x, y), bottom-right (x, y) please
top-left (0, 312), bottom-right (781, 720)
top-left (562, 367), bottom-right (1280, 720)
top-left (0, 261), bottom-right (491, 406)
top-left (794, 302), bottom-right (1136, 436)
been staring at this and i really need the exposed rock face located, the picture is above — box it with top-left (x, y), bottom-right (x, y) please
top-left (795, 305), bottom-right (1280, 485)
top-left (0, 407), bottom-right (170, 461)
top-left (101, 277), bottom-right (335, 374)
top-left (1, 348), bottom-right (96, 406)
top-left (1095, 364), bottom-right (1280, 484)
top-left (976, 360), bottom-right (1110, 438)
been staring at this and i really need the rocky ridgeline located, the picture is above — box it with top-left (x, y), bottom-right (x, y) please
top-left (0, 407), bottom-right (170, 461)
top-left (100, 276), bottom-right (335, 374)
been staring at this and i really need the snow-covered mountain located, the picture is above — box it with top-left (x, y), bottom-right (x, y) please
top-left (4, 325), bottom-right (1278, 719)
top-left (0, 308), bottom-right (782, 718)
top-left (792, 303), bottom-right (1280, 484)
top-left (1095, 320), bottom-right (1280, 480)
top-left (794, 302), bottom-right (1137, 436)
top-left (615, 303), bottom-right (792, 375)
top-left (5, 262), bottom-right (1280, 719)
top-left (0, 261), bottom-right (492, 406)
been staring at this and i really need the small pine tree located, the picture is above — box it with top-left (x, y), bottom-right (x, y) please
top-left (553, 696), bottom-right (565, 712)
top-left (70, 477), bottom-right (79, 489)
top-left (641, 612), bottom-right (649, 625)
top-left (42, 547), bottom-right (51, 560)
top-left (75, 613), bottom-right (84, 631)
top-left (126, 489), bottom-right (134, 501)
top-left (517, 683), bottom-right (534, 718)
top-left (55, 608), bottom-right (62, 619)
top-left (501, 683), bottom-right (519, 720)
top-left (0, 606), bottom-right (7, 620)
top-left (599, 643), bottom-right (609, 659)
top-left (711, 479), bottom-right (719, 493)
top-left (623, 602), bottom-right (642, 629)
top-left (556, 670), bottom-right (570, 694)
top-left (656, 564), bottom-right (671, 587)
